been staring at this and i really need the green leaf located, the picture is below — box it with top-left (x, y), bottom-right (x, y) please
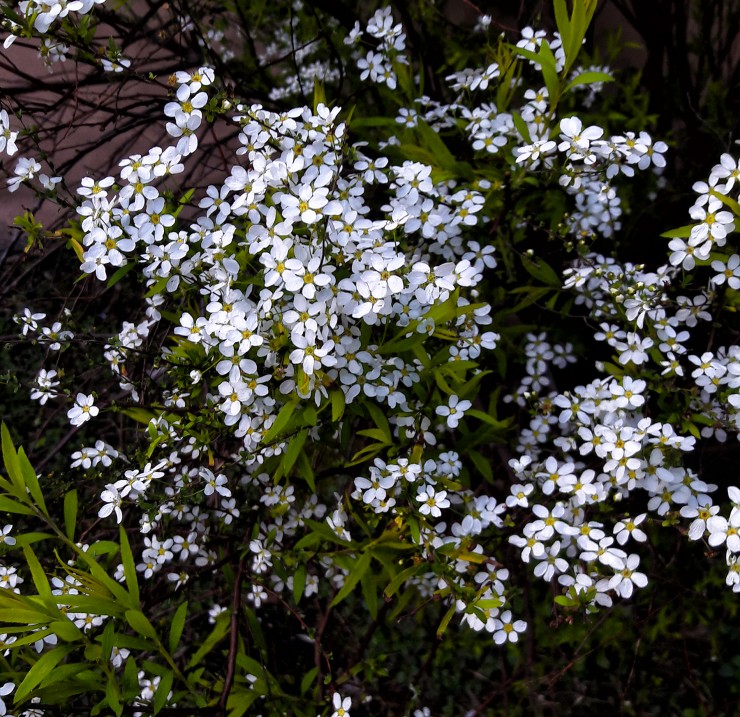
top-left (75, 550), bottom-right (135, 608)
top-left (1, 423), bottom-right (25, 495)
top-left (365, 402), bottom-right (392, 443)
top-left (415, 121), bottom-right (459, 173)
top-left (282, 429), bottom-right (308, 476)
top-left (466, 409), bottom-right (511, 430)
top-left (436, 602), bottom-right (457, 639)
top-left (106, 261), bottom-right (136, 288)
top-left (554, 595), bottom-right (576, 607)
top-left (553, 0), bottom-right (571, 48)
top-left (0, 496), bottom-right (34, 516)
top-left (153, 670), bottom-right (174, 714)
top-left (101, 620), bottom-right (115, 660)
top-left (63, 490), bottom-right (78, 542)
top-left (22, 544), bottom-right (51, 600)
top-left (565, 71), bottom-right (614, 92)
top-left (511, 110), bottom-right (532, 144)
top-left (294, 520), bottom-right (352, 550)
top-left (313, 77), bottom-right (326, 114)
top-left (331, 390), bottom-right (345, 422)
top-left (384, 563), bottom-right (423, 599)
top-left (120, 408), bottom-right (156, 425)
top-left (15, 644), bottom-right (75, 702)
top-left (105, 672), bottom-right (124, 717)
top-left (0, 608), bottom-right (51, 625)
top-left (119, 526), bottom-right (140, 607)
top-left (710, 188), bottom-right (740, 216)
top-left (521, 255), bottom-right (561, 286)
top-left (122, 656), bottom-right (139, 699)
top-left (469, 450), bottom-right (493, 483)
top-left (361, 570), bottom-right (378, 620)
top-left (188, 612), bottom-right (230, 668)
top-left (331, 550), bottom-right (372, 607)
top-left (538, 41), bottom-right (561, 108)
top-left (660, 224), bottom-right (695, 239)
top-left (49, 619), bottom-right (84, 642)
top-left (168, 601), bottom-right (188, 654)
top-left (293, 565), bottom-right (306, 604)
top-left (300, 666), bottom-right (318, 696)
top-left (262, 399), bottom-right (298, 443)
top-left (17, 447), bottom-right (47, 516)
top-left (125, 610), bottom-right (157, 640)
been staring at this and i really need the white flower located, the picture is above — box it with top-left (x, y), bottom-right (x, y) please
top-left (0, 526), bottom-right (15, 547)
top-left (416, 485), bottom-right (449, 518)
top-left (99, 485), bottom-right (123, 523)
top-left (491, 610), bottom-right (527, 644)
top-left (331, 692), bottom-right (351, 717)
top-left (67, 393), bottom-right (99, 427)
top-left (0, 681), bottom-right (14, 715)
top-left (435, 395), bottom-right (471, 429)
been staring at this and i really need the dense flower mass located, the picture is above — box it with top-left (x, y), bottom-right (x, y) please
top-left (1, 0), bottom-right (740, 715)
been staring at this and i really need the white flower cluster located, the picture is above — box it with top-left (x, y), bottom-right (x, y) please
top-left (505, 152), bottom-right (740, 602)
top-left (8, 4), bottom-right (740, 686)
top-left (347, 7), bottom-right (408, 90)
top-left (668, 154), bottom-right (738, 270)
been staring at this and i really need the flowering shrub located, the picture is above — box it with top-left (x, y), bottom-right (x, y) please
top-left (1, 0), bottom-right (739, 714)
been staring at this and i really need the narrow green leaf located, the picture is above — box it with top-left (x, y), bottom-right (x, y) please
top-left (331, 550), bottom-right (372, 607)
top-left (293, 565), bottom-right (306, 604)
top-left (0, 608), bottom-right (51, 625)
top-left (122, 656), bottom-right (139, 699)
top-left (168, 601), bottom-right (188, 654)
top-left (436, 602), bottom-right (457, 639)
top-left (365, 402), bottom-right (392, 443)
top-left (415, 121), bottom-right (459, 172)
top-left (466, 409), bottom-right (510, 429)
top-left (120, 408), bottom-right (156, 425)
top-left (0, 496), bottom-right (34, 516)
top-left (153, 670), bottom-right (174, 714)
top-left (17, 448), bottom-right (47, 516)
top-left (538, 41), bottom-right (560, 107)
top-left (553, 0), bottom-right (571, 47)
top-left (119, 526), bottom-right (140, 606)
top-left (331, 390), bottom-right (345, 422)
top-left (313, 77), bottom-right (326, 114)
top-left (521, 255), bottom-right (561, 286)
top-left (660, 224), bottom-right (695, 239)
top-left (469, 450), bottom-right (494, 483)
top-left (101, 620), bottom-right (115, 661)
top-left (384, 563), bottom-right (423, 599)
top-left (125, 610), bottom-right (157, 640)
top-left (361, 570), bottom-right (378, 620)
top-left (187, 612), bottom-right (230, 668)
top-left (105, 672), bottom-right (124, 716)
top-left (565, 71), bottom-right (614, 92)
top-left (511, 111), bottom-right (532, 145)
top-left (106, 261), bottom-right (137, 289)
top-left (296, 450), bottom-right (316, 493)
top-left (300, 666), bottom-right (318, 696)
top-left (710, 188), bottom-right (740, 216)
top-left (1, 423), bottom-right (25, 495)
top-left (262, 400), bottom-right (298, 443)
top-left (554, 595), bottom-right (576, 607)
top-left (22, 545), bottom-right (51, 600)
top-left (63, 490), bottom-right (78, 542)
top-left (15, 644), bottom-right (74, 702)
top-left (49, 619), bottom-right (84, 642)
top-left (294, 520), bottom-right (352, 550)
top-left (282, 429), bottom-right (308, 476)
top-left (75, 551), bottom-right (134, 607)
top-left (510, 44), bottom-right (543, 67)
